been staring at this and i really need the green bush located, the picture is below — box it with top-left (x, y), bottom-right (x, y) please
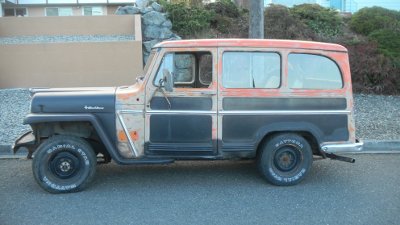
top-left (264, 4), bottom-right (315, 40)
top-left (368, 29), bottom-right (400, 61)
top-left (205, 0), bottom-right (240, 18)
top-left (346, 42), bottom-right (400, 94)
top-left (205, 0), bottom-right (243, 34)
top-left (350, 7), bottom-right (400, 36)
top-left (290, 4), bottom-right (343, 38)
top-left (163, 2), bottom-right (214, 36)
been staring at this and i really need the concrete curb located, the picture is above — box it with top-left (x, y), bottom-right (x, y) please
top-left (1, 140), bottom-right (399, 159)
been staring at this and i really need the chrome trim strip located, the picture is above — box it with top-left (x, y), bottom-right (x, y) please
top-left (220, 110), bottom-right (351, 115)
top-left (116, 110), bottom-right (142, 157)
top-left (321, 141), bottom-right (364, 153)
top-left (146, 110), bottom-right (350, 115)
top-left (147, 110), bottom-right (217, 115)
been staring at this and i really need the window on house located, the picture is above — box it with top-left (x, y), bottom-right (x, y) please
top-left (222, 52), bottom-right (281, 88)
top-left (4, 8), bottom-right (27, 17)
top-left (288, 53), bottom-right (343, 89)
top-left (83, 6), bottom-right (103, 16)
top-left (154, 52), bottom-right (213, 89)
top-left (45, 7), bottom-right (73, 16)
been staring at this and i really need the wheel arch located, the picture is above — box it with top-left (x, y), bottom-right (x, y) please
top-left (25, 113), bottom-right (116, 161)
top-left (254, 122), bottom-right (323, 156)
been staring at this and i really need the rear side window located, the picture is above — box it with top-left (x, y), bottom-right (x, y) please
top-left (288, 53), bottom-right (343, 89)
top-left (222, 52), bottom-right (280, 88)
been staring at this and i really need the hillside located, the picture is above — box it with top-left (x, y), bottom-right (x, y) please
top-left (160, 0), bottom-right (400, 95)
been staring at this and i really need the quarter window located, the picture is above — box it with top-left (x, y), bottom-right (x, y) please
top-left (222, 52), bottom-right (281, 88)
top-left (288, 53), bottom-right (343, 89)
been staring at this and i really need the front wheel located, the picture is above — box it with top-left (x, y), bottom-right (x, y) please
top-left (257, 133), bottom-right (313, 186)
top-left (32, 135), bottom-right (97, 193)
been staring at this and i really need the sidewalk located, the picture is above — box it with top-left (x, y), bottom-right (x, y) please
top-left (1, 140), bottom-right (399, 159)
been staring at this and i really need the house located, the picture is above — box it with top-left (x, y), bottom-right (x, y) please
top-left (1, 0), bottom-right (135, 17)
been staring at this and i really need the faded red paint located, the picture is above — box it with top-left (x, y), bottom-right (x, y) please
top-left (118, 130), bottom-right (139, 142)
top-left (115, 38), bottom-right (358, 158)
top-left (153, 39), bottom-right (348, 52)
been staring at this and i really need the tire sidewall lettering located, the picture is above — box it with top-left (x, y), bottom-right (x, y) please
top-left (46, 144), bottom-right (90, 167)
top-left (274, 139), bottom-right (304, 149)
top-left (43, 176), bottom-right (77, 191)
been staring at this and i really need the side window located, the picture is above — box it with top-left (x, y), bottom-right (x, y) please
top-left (222, 52), bottom-right (280, 88)
top-left (154, 52), bottom-right (213, 88)
top-left (288, 53), bottom-right (343, 89)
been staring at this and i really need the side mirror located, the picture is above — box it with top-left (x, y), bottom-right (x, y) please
top-left (163, 69), bottom-right (174, 92)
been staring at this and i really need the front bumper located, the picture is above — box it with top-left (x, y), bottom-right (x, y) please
top-left (321, 140), bottom-right (364, 153)
top-left (12, 131), bottom-right (36, 158)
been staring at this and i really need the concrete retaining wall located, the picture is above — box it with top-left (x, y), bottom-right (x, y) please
top-left (0, 15), bottom-right (143, 88)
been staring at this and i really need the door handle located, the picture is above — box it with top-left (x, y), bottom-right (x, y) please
top-left (199, 91), bottom-right (217, 96)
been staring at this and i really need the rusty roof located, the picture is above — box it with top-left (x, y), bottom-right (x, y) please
top-left (153, 39), bottom-right (347, 52)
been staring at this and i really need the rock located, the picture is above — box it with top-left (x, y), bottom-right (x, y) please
top-left (162, 20), bottom-right (173, 29)
top-left (169, 34), bottom-right (182, 40)
top-left (135, 0), bottom-right (150, 8)
top-left (143, 25), bottom-right (161, 39)
top-left (115, 6), bottom-right (124, 15)
top-left (159, 28), bottom-right (173, 39)
top-left (124, 6), bottom-right (140, 15)
top-left (140, 7), bottom-right (153, 14)
top-left (151, 2), bottom-right (163, 12)
top-left (143, 39), bottom-right (160, 52)
top-left (143, 52), bottom-right (150, 65)
top-left (175, 54), bottom-right (193, 69)
top-left (142, 11), bottom-right (166, 26)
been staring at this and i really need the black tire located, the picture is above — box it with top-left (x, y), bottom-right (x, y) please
top-left (257, 133), bottom-right (313, 186)
top-left (32, 135), bottom-right (97, 193)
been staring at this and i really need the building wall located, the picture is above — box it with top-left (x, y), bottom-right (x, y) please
top-left (0, 15), bottom-right (143, 88)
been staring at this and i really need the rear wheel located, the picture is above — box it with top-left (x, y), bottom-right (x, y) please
top-left (257, 133), bottom-right (313, 186)
top-left (32, 135), bottom-right (97, 193)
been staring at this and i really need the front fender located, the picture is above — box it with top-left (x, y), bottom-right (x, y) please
top-left (23, 113), bottom-right (161, 164)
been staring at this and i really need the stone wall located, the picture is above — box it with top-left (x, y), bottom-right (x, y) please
top-left (116, 0), bottom-right (181, 64)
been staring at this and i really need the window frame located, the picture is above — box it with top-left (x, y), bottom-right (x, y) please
top-left (287, 53), bottom-right (344, 90)
top-left (152, 51), bottom-right (213, 89)
top-left (82, 6), bottom-right (103, 16)
top-left (4, 7), bottom-right (28, 17)
top-left (45, 7), bottom-right (73, 16)
top-left (221, 50), bottom-right (282, 89)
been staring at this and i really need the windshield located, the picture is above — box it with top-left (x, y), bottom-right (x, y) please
top-left (143, 51), bottom-right (156, 76)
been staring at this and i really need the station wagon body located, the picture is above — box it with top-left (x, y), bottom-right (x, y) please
top-left (14, 39), bottom-right (363, 193)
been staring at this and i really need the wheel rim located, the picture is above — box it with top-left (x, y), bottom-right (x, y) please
top-left (273, 146), bottom-right (300, 172)
top-left (49, 151), bottom-right (80, 179)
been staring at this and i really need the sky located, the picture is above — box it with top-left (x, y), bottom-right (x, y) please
top-left (356, 0), bottom-right (400, 11)
top-left (264, 0), bottom-right (400, 12)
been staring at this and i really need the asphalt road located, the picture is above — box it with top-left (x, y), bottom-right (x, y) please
top-left (1, 154), bottom-right (399, 225)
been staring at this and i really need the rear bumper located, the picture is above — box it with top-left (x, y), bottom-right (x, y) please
top-left (321, 140), bottom-right (364, 153)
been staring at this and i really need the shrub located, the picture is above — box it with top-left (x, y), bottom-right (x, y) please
top-left (345, 42), bottom-right (400, 94)
top-left (290, 4), bottom-right (343, 39)
top-left (264, 4), bottom-right (315, 40)
top-left (350, 7), bottom-right (400, 36)
top-left (205, 0), bottom-right (240, 18)
top-left (368, 29), bottom-right (400, 63)
top-left (163, 2), bottom-right (214, 36)
top-left (205, 0), bottom-right (245, 35)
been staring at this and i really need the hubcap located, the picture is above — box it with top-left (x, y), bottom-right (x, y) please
top-left (273, 147), bottom-right (299, 172)
top-left (50, 152), bottom-right (80, 179)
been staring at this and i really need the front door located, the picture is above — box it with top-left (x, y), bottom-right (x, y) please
top-left (145, 48), bottom-right (218, 157)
